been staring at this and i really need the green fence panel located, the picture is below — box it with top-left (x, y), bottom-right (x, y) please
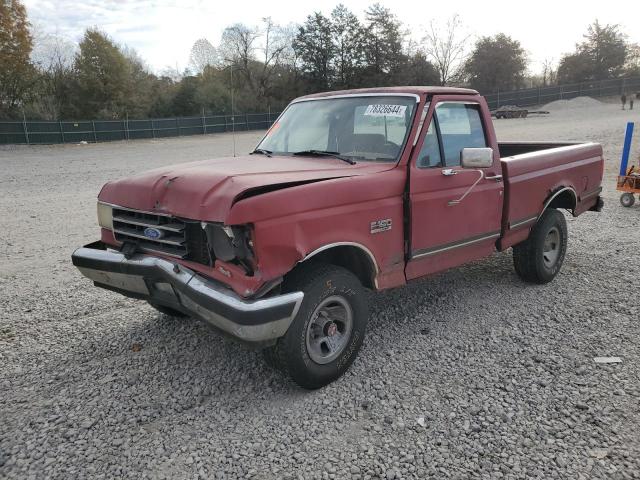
top-left (128, 119), bottom-right (154, 140)
top-left (0, 122), bottom-right (27, 144)
top-left (60, 121), bottom-right (95, 143)
top-left (178, 116), bottom-right (204, 136)
top-left (3, 76), bottom-right (640, 145)
top-left (93, 120), bottom-right (126, 142)
top-left (152, 118), bottom-right (179, 138)
top-left (483, 75), bottom-right (640, 109)
top-left (0, 109), bottom-right (282, 145)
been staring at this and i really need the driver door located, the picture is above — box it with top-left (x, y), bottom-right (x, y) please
top-left (406, 97), bottom-right (504, 280)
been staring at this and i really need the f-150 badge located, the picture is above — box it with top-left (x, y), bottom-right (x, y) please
top-left (370, 219), bottom-right (392, 234)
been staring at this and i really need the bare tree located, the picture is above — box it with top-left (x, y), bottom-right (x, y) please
top-left (277, 22), bottom-right (301, 69)
top-left (623, 43), bottom-right (640, 75)
top-left (159, 65), bottom-right (183, 82)
top-left (421, 14), bottom-right (470, 85)
top-left (219, 23), bottom-right (259, 70)
top-left (28, 27), bottom-right (76, 119)
top-left (30, 27), bottom-right (75, 71)
top-left (255, 17), bottom-right (289, 97)
top-left (219, 19), bottom-right (291, 105)
top-left (188, 38), bottom-right (218, 73)
top-left (541, 58), bottom-right (557, 86)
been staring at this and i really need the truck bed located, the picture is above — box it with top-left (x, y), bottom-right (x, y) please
top-left (498, 141), bottom-right (578, 157)
top-left (499, 142), bottom-right (604, 250)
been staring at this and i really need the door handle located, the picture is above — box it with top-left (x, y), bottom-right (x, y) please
top-left (442, 168), bottom-right (458, 176)
top-left (485, 174), bottom-right (503, 182)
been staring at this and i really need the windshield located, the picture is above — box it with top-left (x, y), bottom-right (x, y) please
top-left (257, 95), bottom-right (418, 162)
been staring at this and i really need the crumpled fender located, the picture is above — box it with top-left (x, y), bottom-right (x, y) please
top-left (227, 169), bottom-right (407, 284)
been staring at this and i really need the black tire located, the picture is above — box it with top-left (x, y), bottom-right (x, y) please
top-left (263, 263), bottom-right (369, 389)
top-left (513, 209), bottom-right (568, 284)
top-left (620, 193), bottom-right (635, 207)
top-left (147, 301), bottom-right (189, 318)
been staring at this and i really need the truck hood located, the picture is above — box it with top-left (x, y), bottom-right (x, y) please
top-left (98, 154), bottom-right (393, 222)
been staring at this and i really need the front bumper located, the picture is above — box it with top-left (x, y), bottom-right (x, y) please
top-left (71, 242), bottom-right (303, 344)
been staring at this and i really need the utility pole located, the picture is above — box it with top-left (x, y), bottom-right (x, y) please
top-left (230, 64), bottom-right (236, 157)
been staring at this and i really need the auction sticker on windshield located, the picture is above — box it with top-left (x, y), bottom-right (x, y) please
top-left (364, 104), bottom-right (407, 117)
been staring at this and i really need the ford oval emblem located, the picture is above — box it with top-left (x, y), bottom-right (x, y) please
top-left (143, 227), bottom-right (164, 240)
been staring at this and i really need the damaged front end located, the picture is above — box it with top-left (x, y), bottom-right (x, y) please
top-left (201, 222), bottom-right (255, 274)
top-left (98, 202), bottom-right (258, 281)
top-left (73, 202), bottom-right (302, 345)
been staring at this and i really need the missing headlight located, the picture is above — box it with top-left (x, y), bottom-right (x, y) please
top-left (202, 223), bottom-right (254, 266)
top-left (204, 223), bottom-right (235, 261)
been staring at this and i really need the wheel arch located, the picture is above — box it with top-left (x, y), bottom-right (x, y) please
top-left (541, 186), bottom-right (577, 218)
top-left (297, 242), bottom-right (378, 289)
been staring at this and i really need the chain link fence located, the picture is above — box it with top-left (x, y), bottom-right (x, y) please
top-left (0, 112), bottom-right (281, 145)
top-left (3, 76), bottom-right (640, 145)
top-left (484, 76), bottom-right (640, 110)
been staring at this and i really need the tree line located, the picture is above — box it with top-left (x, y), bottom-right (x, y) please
top-left (1, 0), bottom-right (639, 121)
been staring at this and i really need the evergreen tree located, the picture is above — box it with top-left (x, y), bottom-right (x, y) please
top-left (293, 12), bottom-right (334, 91)
top-left (465, 34), bottom-right (527, 93)
top-left (557, 21), bottom-right (628, 82)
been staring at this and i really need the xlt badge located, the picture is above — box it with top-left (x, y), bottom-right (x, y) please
top-left (370, 219), bottom-right (392, 234)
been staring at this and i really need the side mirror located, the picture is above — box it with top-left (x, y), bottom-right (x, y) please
top-left (461, 148), bottom-right (493, 168)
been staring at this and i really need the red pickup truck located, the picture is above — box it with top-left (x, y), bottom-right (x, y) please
top-left (72, 87), bottom-right (604, 388)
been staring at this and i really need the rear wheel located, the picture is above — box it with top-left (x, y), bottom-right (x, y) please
top-left (263, 263), bottom-right (369, 389)
top-left (513, 209), bottom-right (568, 284)
top-left (620, 193), bottom-right (635, 207)
top-left (147, 301), bottom-right (189, 318)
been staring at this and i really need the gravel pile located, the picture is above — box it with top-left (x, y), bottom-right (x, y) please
top-left (542, 96), bottom-right (603, 111)
top-left (1, 103), bottom-right (640, 479)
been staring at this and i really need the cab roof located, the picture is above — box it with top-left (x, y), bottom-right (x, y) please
top-left (295, 86), bottom-right (478, 101)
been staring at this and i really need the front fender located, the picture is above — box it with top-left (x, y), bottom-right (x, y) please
top-left (227, 172), bottom-right (407, 287)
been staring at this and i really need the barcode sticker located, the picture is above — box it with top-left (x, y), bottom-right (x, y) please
top-left (364, 104), bottom-right (407, 117)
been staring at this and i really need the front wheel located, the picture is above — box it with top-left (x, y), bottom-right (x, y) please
top-left (263, 263), bottom-right (369, 389)
top-left (620, 193), bottom-right (635, 207)
top-left (513, 209), bottom-right (568, 284)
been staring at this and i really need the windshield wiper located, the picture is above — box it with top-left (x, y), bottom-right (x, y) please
top-left (250, 148), bottom-right (273, 157)
top-left (292, 149), bottom-right (356, 165)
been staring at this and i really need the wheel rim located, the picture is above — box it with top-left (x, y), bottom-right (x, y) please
top-left (543, 226), bottom-right (561, 268)
top-left (305, 295), bottom-right (353, 365)
top-left (621, 194), bottom-right (633, 207)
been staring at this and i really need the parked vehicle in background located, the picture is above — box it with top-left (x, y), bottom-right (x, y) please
top-left (492, 105), bottom-right (550, 119)
top-left (72, 86), bottom-right (604, 389)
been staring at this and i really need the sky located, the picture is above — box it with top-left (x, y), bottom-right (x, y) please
top-left (24, 0), bottom-right (640, 76)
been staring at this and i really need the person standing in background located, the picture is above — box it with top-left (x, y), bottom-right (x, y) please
top-left (621, 93), bottom-right (627, 110)
top-left (630, 93), bottom-right (635, 110)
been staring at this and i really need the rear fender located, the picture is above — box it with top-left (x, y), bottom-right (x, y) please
top-left (498, 186), bottom-right (577, 251)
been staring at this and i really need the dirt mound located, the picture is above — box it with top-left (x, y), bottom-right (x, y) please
top-left (542, 96), bottom-right (603, 111)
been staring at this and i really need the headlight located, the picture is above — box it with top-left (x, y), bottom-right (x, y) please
top-left (202, 223), bottom-right (253, 263)
top-left (97, 202), bottom-right (113, 230)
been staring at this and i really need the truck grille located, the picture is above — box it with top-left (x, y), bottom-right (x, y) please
top-left (112, 208), bottom-right (210, 263)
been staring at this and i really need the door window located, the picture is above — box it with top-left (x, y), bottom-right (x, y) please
top-left (434, 103), bottom-right (487, 166)
top-left (416, 121), bottom-right (441, 167)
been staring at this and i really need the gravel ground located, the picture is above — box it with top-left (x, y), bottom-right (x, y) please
top-left (1, 100), bottom-right (639, 480)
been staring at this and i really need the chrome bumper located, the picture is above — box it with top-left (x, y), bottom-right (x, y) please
top-left (71, 242), bottom-right (303, 344)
